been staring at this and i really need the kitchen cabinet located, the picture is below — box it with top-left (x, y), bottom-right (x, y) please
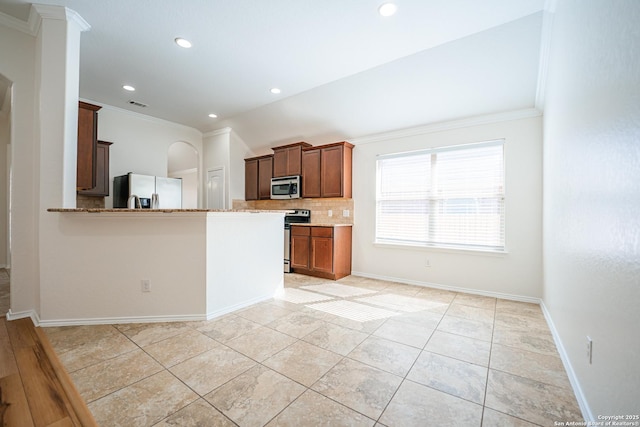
top-left (290, 225), bottom-right (352, 280)
top-left (302, 141), bottom-right (353, 198)
top-left (244, 155), bottom-right (273, 200)
top-left (272, 141), bottom-right (311, 177)
top-left (77, 101), bottom-right (102, 190)
top-left (78, 140), bottom-right (112, 197)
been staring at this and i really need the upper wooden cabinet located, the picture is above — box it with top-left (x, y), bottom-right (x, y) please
top-left (272, 141), bottom-right (311, 177)
top-left (78, 140), bottom-right (112, 197)
top-left (302, 141), bottom-right (353, 198)
top-left (77, 101), bottom-right (101, 190)
top-left (245, 155), bottom-right (273, 200)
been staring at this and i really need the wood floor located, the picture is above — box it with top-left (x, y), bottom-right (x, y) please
top-left (0, 316), bottom-right (97, 427)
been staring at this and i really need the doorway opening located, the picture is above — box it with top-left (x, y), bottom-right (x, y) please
top-left (0, 73), bottom-right (12, 314)
top-left (168, 141), bottom-right (199, 208)
top-left (207, 167), bottom-right (226, 210)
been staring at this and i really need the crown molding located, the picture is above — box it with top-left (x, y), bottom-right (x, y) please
top-left (0, 9), bottom-right (37, 35)
top-left (0, 5), bottom-right (90, 36)
top-left (535, 0), bottom-right (558, 110)
top-left (351, 108), bottom-right (542, 146)
top-left (32, 4), bottom-right (90, 32)
top-left (87, 98), bottom-right (203, 135)
top-left (203, 127), bottom-right (232, 138)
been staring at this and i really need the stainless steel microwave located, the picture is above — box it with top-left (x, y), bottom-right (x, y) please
top-left (271, 175), bottom-right (301, 199)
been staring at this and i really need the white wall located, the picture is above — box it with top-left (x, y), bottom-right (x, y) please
top-left (168, 141), bottom-right (199, 208)
top-left (202, 128), bottom-right (232, 209)
top-left (40, 213), bottom-right (207, 322)
top-left (0, 86), bottom-right (9, 268)
top-left (541, 0), bottom-right (640, 417)
top-left (229, 130), bottom-right (253, 202)
top-left (96, 105), bottom-right (203, 208)
top-left (352, 112), bottom-right (542, 299)
top-left (38, 211), bottom-right (284, 324)
top-left (0, 17), bottom-right (39, 315)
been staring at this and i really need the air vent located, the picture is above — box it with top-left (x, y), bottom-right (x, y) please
top-left (128, 100), bottom-right (147, 108)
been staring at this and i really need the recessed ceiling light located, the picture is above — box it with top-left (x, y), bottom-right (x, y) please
top-left (175, 37), bottom-right (192, 48)
top-left (378, 2), bottom-right (398, 17)
top-left (270, 87), bottom-right (281, 94)
top-left (122, 85), bottom-right (135, 91)
top-left (208, 113), bottom-right (218, 118)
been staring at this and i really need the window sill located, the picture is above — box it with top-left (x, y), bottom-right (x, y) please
top-left (373, 241), bottom-right (508, 257)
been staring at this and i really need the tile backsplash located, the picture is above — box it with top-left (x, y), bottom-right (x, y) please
top-left (76, 195), bottom-right (105, 209)
top-left (233, 198), bottom-right (354, 225)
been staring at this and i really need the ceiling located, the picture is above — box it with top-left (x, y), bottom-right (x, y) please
top-left (0, 0), bottom-right (546, 151)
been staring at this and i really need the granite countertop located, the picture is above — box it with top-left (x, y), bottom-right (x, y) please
top-left (47, 208), bottom-right (291, 213)
top-left (292, 223), bottom-right (353, 227)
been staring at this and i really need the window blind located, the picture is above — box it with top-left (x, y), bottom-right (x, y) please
top-left (376, 140), bottom-right (505, 251)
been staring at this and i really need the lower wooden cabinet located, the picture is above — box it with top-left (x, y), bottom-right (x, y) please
top-left (290, 225), bottom-right (352, 280)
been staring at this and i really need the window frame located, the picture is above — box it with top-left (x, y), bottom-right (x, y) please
top-left (375, 139), bottom-right (506, 253)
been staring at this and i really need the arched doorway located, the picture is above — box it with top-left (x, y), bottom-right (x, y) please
top-left (168, 141), bottom-right (199, 208)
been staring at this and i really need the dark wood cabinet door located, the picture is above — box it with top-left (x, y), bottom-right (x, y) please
top-left (320, 145), bottom-right (344, 198)
top-left (302, 149), bottom-right (321, 198)
top-left (76, 101), bottom-right (101, 190)
top-left (78, 141), bottom-right (112, 197)
top-left (311, 236), bottom-right (334, 274)
top-left (273, 143), bottom-right (309, 177)
top-left (244, 159), bottom-right (258, 200)
top-left (291, 233), bottom-right (310, 269)
top-left (273, 149), bottom-right (288, 178)
top-left (286, 146), bottom-right (303, 176)
top-left (258, 156), bottom-right (273, 199)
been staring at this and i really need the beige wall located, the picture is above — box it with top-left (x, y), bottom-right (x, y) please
top-left (541, 0), bottom-right (640, 417)
top-left (0, 84), bottom-right (9, 268)
top-left (351, 112), bottom-right (543, 300)
top-left (97, 105), bottom-right (203, 208)
top-left (0, 18), bottom-right (38, 315)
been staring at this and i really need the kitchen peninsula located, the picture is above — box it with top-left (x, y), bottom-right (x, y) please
top-left (41, 209), bottom-right (286, 326)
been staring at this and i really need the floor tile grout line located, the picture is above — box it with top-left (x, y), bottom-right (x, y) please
top-left (45, 274), bottom-right (579, 426)
top-left (479, 296), bottom-right (498, 426)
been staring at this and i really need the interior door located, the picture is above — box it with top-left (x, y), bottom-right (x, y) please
top-left (207, 167), bottom-right (225, 209)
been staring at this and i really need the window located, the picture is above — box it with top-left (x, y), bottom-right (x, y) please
top-left (376, 140), bottom-right (505, 252)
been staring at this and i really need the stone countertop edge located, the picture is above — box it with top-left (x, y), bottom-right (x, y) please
top-left (47, 208), bottom-right (293, 213)
top-left (292, 223), bottom-right (353, 227)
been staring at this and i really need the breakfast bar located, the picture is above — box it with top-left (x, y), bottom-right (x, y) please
top-left (41, 209), bottom-right (286, 326)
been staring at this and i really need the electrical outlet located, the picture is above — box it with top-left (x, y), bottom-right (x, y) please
top-left (586, 336), bottom-right (593, 364)
top-left (328, 210), bottom-right (333, 217)
top-left (343, 209), bottom-right (350, 217)
top-left (425, 258), bottom-right (431, 268)
top-left (141, 279), bottom-right (151, 293)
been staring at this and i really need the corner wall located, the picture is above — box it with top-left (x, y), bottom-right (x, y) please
top-left (351, 113), bottom-right (543, 299)
top-left (0, 17), bottom-right (38, 315)
top-left (541, 0), bottom-right (640, 417)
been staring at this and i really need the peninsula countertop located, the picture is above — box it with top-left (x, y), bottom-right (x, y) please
top-left (47, 208), bottom-right (291, 213)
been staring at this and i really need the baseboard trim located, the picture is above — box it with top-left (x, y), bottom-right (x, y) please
top-left (37, 313), bottom-right (207, 327)
top-left (350, 271), bottom-right (541, 304)
top-left (6, 308), bottom-right (41, 326)
top-left (206, 293), bottom-right (276, 320)
top-left (540, 301), bottom-right (593, 421)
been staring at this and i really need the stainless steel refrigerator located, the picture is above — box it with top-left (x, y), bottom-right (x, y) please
top-left (113, 173), bottom-right (182, 208)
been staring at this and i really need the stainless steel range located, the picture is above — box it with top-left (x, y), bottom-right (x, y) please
top-left (284, 209), bottom-right (310, 272)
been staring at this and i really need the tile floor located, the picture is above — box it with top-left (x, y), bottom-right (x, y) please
top-left (0, 268), bottom-right (9, 316)
top-left (42, 273), bottom-right (583, 426)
